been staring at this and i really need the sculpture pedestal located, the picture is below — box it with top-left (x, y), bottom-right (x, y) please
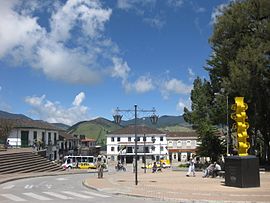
top-left (225, 155), bottom-right (260, 188)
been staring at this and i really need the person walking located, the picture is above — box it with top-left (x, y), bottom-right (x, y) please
top-left (96, 155), bottom-right (104, 179)
top-left (152, 162), bottom-right (158, 173)
top-left (186, 157), bottom-right (196, 177)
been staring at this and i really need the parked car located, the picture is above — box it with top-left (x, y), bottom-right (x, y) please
top-left (78, 162), bottom-right (96, 169)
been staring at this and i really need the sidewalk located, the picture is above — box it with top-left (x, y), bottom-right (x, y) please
top-left (83, 165), bottom-right (270, 203)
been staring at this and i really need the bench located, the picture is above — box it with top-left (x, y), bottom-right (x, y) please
top-left (217, 170), bottom-right (225, 178)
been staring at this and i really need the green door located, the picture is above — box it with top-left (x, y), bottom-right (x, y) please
top-left (21, 131), bottom-right (29, 147)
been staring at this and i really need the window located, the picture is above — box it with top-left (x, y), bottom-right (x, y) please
top-left (160, 146), bottom-right (164, 151)
top-left (48, 132), bottom-right (51, 142)
top-left (168, 140), bottom-right (173, 148)
top-left (127, 147), bottom-right (132, 153)
top-left (160, 136), bottom-right (164, 141)
top-left (128, 137), bottom-right (131, 142)
top-left (117, 137), bottom-right (120, 142)
top-left (186, 140), bottom-right (191, 146)
top-left (42, 132), bottom-right (45, 142)
top-left (111, 137), bottom-right (114, 142)
top-left (151, 136), bottom-right (156, 143)
top-left (54, 133), bottom-right (57, 144)
top-left (177, 140), bottom-right (182, 147)
top-left (111, 147), bottom-right (115, 152)
top-left (117, 146), bottom-right (120, 151)
top-left (33, 131), bottom-right (37, 141)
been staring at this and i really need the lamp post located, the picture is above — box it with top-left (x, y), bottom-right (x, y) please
top-left (113, 105), bottom-right (158, 185)
top-left (143, 134), bottom-right (146, 173)
top-left (160, 142), bottom-right (162, 162)
top-left (151, 137), bottom-right (156, 161)
top-left (226, 95), bottom-right (229, 156)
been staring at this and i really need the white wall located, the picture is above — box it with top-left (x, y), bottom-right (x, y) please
top-left (106, 133), bottom-right (168, 161)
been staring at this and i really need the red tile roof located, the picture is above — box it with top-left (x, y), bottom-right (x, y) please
top-left (167, 131), bottom-right (198, 138)
top-left (59, 131), bottom-right (79, 140)
top-left (0, 118), bottom-right (61, 131)
top-left (81, 138), bottom-right (96, 142)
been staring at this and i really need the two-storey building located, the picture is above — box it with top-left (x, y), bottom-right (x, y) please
top-left (107, 125), bottom-right (168, 164)
top-left (166, 131), bottom-right (198, 163)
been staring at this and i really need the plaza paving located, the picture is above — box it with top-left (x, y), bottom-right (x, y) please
top-left (0, 164), bottom-right (269, 202)
top-left (83, 165), bottom-right (270, 203)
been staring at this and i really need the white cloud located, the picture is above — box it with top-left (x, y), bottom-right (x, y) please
top-left (190, 1), bottom-right (206, 13)
top-left (143, 16), bottom-right (165, 29)
top-left (210, 3), bottom-right (228, 25)
top-left (25, 93), bottom-right (90, 125)
top-left (176, 98), bottom-right (191, 115)
top-left (188, 68), bottom-right (195, 81)
top-left (0, 1), bottom-right (44, 60)
top-left (50, 0), bottom-right (111, 41)
top-left (133, 76), bottom-right (155, 93)
top-left (73, 92), bottom-right (86, 106)
top-left (194, 18), bottom-right (202, 35)
top-left (161, 78), bottom-right (192, 99)
top-left (0, 0), bottom-right (132, 86)
top-left (117, 0), bottom-right (133, 10)
top-left (111, 57), bottom-right (131, 81)
top-left (167, 0), bottom-right (184, 8)
top-left (117, 0), bottom-right (156, 10)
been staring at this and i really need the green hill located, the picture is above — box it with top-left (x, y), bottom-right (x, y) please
top-left (68, 117), bottom-right (122, 146)
top-left (68, 115), bottom-right (192, 147)
top-left (122, 115), bottom-right (190, 128)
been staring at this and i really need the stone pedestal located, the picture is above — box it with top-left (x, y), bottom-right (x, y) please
top-left (225, 155), bottom-right (260, 188)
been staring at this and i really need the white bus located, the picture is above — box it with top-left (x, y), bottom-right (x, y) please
top-left (62, 155), bottom-right (96, 169)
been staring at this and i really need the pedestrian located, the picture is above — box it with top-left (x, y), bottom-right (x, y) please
top-left (96, 155), bottom-right (104, 179)
top-left (5, 140), bottom-right (11, 149)
top-left (152, 162), bottom-right (158, 173)
top-left (213, 162), bottom-right (222, 178)
top-left (202, 162), bottom-right (216, 178)
top-left (186, 156), bottom-right (196, 177)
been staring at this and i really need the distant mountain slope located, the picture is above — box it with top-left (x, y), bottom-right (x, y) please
top-left (51, 123), bottom-right (70, 131)
top-left (0, 110), bottom-right (31, 120)
top-left (68, 117), bottom-right (122, 146)
top-left (121, 115), bottom-right (190, 128)
top-left (69, 115), bottom-right (192, 146)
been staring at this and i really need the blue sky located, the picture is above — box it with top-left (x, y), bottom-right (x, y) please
top-left (0, 0), bottom-right (228, 125)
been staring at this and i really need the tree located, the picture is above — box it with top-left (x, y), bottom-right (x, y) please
top-left (183, 77), bottom-right (226, 160)
top-left (0, 119), bottom-right (14, 146)
top-left (206, 0), bottom-right (270, 163)
top-left (196, 123), bottom-right (226, 161)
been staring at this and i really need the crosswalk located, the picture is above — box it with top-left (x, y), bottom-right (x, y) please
top-left (1, 190), bottom-right (110, 202)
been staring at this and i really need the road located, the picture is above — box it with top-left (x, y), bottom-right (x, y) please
top-left (0, 173), bottom-right (165, 203)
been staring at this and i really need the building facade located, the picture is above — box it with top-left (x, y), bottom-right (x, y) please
top-left (107, 125), bottom-right (168, 164)
top-left (3, 118), bottom-right (60, 160)
top-left (58, 131), bottom-right (80, 159)
top-left (166, 131), bottom-right (198, 163)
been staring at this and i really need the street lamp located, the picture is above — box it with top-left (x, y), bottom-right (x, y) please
top-left (113, 105), bottom-right (158, 185)
top-left (143, 134), bottom-right (146, 173)
top-left (226, 95), bottom-right (230, 156)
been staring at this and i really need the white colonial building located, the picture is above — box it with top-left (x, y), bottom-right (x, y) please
top-left (2, 118), bottom-right (60, 160)
top-left (107, 125), bottom-right (168, 164)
